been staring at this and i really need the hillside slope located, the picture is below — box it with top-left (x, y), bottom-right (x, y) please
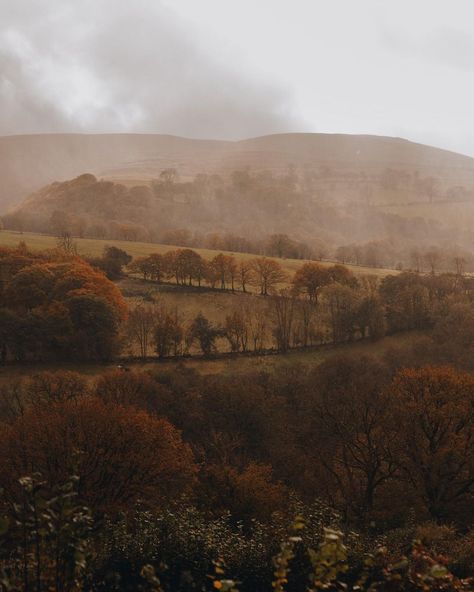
top-left (2, 132), bottom-right (474, 212)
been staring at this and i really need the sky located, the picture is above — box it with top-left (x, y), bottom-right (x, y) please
top-left (0, 0), bottom-right (473, 155)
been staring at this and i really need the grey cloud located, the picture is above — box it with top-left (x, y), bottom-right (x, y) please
top-left (382, 25), bottom-right (474, 72)
top-left (0, 0), bottom-right (303, 138)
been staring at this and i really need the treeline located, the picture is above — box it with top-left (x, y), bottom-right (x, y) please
top-left (335, 239), bottom-right (474, 273)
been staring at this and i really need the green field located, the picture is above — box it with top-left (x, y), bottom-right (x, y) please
top-left (0, 230), bottom-right (395, 278)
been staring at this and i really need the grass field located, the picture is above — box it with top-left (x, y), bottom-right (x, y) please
top-left (0, 330), bottom-right (426, 383)
top-left (0, 230), bottom-right (395, 279)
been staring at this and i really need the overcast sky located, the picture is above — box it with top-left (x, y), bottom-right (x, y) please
top-left (1, 0), bottom-right (473, 155)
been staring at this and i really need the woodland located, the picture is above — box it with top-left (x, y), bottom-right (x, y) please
top-left (0, 238), bottom-right (473, 591)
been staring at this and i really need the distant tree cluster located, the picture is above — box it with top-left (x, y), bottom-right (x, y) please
top-left (335, 239), bottom-right (474, 273)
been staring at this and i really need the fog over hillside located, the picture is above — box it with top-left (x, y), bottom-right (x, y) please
top-left (2, 132), bottom-right (474, 210)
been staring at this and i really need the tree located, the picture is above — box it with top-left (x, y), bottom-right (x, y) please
top-left (292, 262), bottom-right (330, 302)
top-left (293, 298), bottom-right (319, 347)
top-left (56, 232), bottom-right (77, 255)
top-left (127, 303), bottom-right (155, 358)
top-left (224, 309), bottom-right (249, 352)
top-left (66, 294), bottom-right (120, 361)
top-left (0, 255), bottom-right (127, 362)
top-left (251, 257), bottom-right (287, 296)
top-left (154, 304), bottom-right (184, 358)
top-left (424, 247), bottom-right (443, 275)
top-left (129, 254), bottom-right (164, 281)
top-left (199, 462), bottom-right (287, 524)
top-left (208, 254), bottom-right (236, 290)
top-left (357, 296), bottom-right (386, 340)
top-left (323, 283), bottom-right (360, 343)
top-left (389, 366), bottom-right (474, 521)
top-left (238, 260), bottom-right (254, 293)
top-left (26, 370), bottom-right (88, 403)
top-left (270, 290), bottom-right (296, 352)
top-left (0, 398), bottom-right (197, 513)
top-left (310, 357), bottom-right (397, 521)
top-left (103, 246), bottom-right (132, 277)
top-left (245, 305), bottom-right (268, 352)
top-left (380, 273), bottom-right (432, 333)
top-left (187, 313), bottom-right (222, 356)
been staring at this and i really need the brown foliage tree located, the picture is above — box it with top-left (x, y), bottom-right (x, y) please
top-left (0, 397), bottom-right (197, 513)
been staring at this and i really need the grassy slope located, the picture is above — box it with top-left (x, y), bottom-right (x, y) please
top-left (0, 230), bottom-right (395, 278)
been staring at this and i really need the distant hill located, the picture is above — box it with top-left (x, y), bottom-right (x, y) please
top-left (2, 132), bottom-right (474, 212)
top-left (3, 133), bottom-right (474, 271)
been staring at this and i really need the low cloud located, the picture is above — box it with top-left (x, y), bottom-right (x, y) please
top-left (0, 0), bottom-right (302, 138)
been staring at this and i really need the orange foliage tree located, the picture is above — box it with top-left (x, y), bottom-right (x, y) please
top-left (0, 397), bottom-right (196, 513)
top-left (0, 246), bottom-right (127, 361)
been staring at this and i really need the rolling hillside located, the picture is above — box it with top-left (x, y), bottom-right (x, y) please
top-left (2, 132), bottom-right (474, 211)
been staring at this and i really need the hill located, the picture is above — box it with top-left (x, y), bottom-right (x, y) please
top-left (3, 133), bottom-right (474, 270)
top-left (2, 132), bottom-right (474, 210)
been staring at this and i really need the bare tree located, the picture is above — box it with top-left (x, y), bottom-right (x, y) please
top-left (127, 304), bottom-right (155, 359)
top-left (270, 289), bottom-right (296, 352)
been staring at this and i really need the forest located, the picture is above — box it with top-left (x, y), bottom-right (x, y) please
top-left (0, 240), bottom-right (473, 590)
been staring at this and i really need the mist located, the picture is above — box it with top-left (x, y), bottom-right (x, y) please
top-left (0, 0), bottom-right (302, 139)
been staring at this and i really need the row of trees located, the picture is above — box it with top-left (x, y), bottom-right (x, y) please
top-left (126, 259), bottom-right (474, 358)
top-left (335, 239), bottom-right (474, 274)
top-left (128, 249), bottom-right (361, 297)
top-left (129, 249), bottom-right (290, 295)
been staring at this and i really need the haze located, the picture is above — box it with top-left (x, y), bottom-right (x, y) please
top-left (0, 0), bottom-right (473, 155)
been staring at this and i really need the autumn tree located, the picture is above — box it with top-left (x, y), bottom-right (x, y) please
top-left (0, 398), bottom-right (197, 514)
top-left (0, 256), bottom-right (127, 362)
top-left (199, 462), bottom-right (287, 524)
top-left (237, 260), bottom-right (254, 293)
top-left (292, 262), bottom-right (330, 302)
top-left (130, 253), bottom-right (165, 282)
top-left (26, 370), bottom-right (88, 403)
top-left (293, 298), bottom-right (319, 347)
top-left (389, 366), bottom-right (474, 521)
top-left (208, 253), bottom-right (236, 290)
top-left (250, 257), bottom-right (287, 296)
